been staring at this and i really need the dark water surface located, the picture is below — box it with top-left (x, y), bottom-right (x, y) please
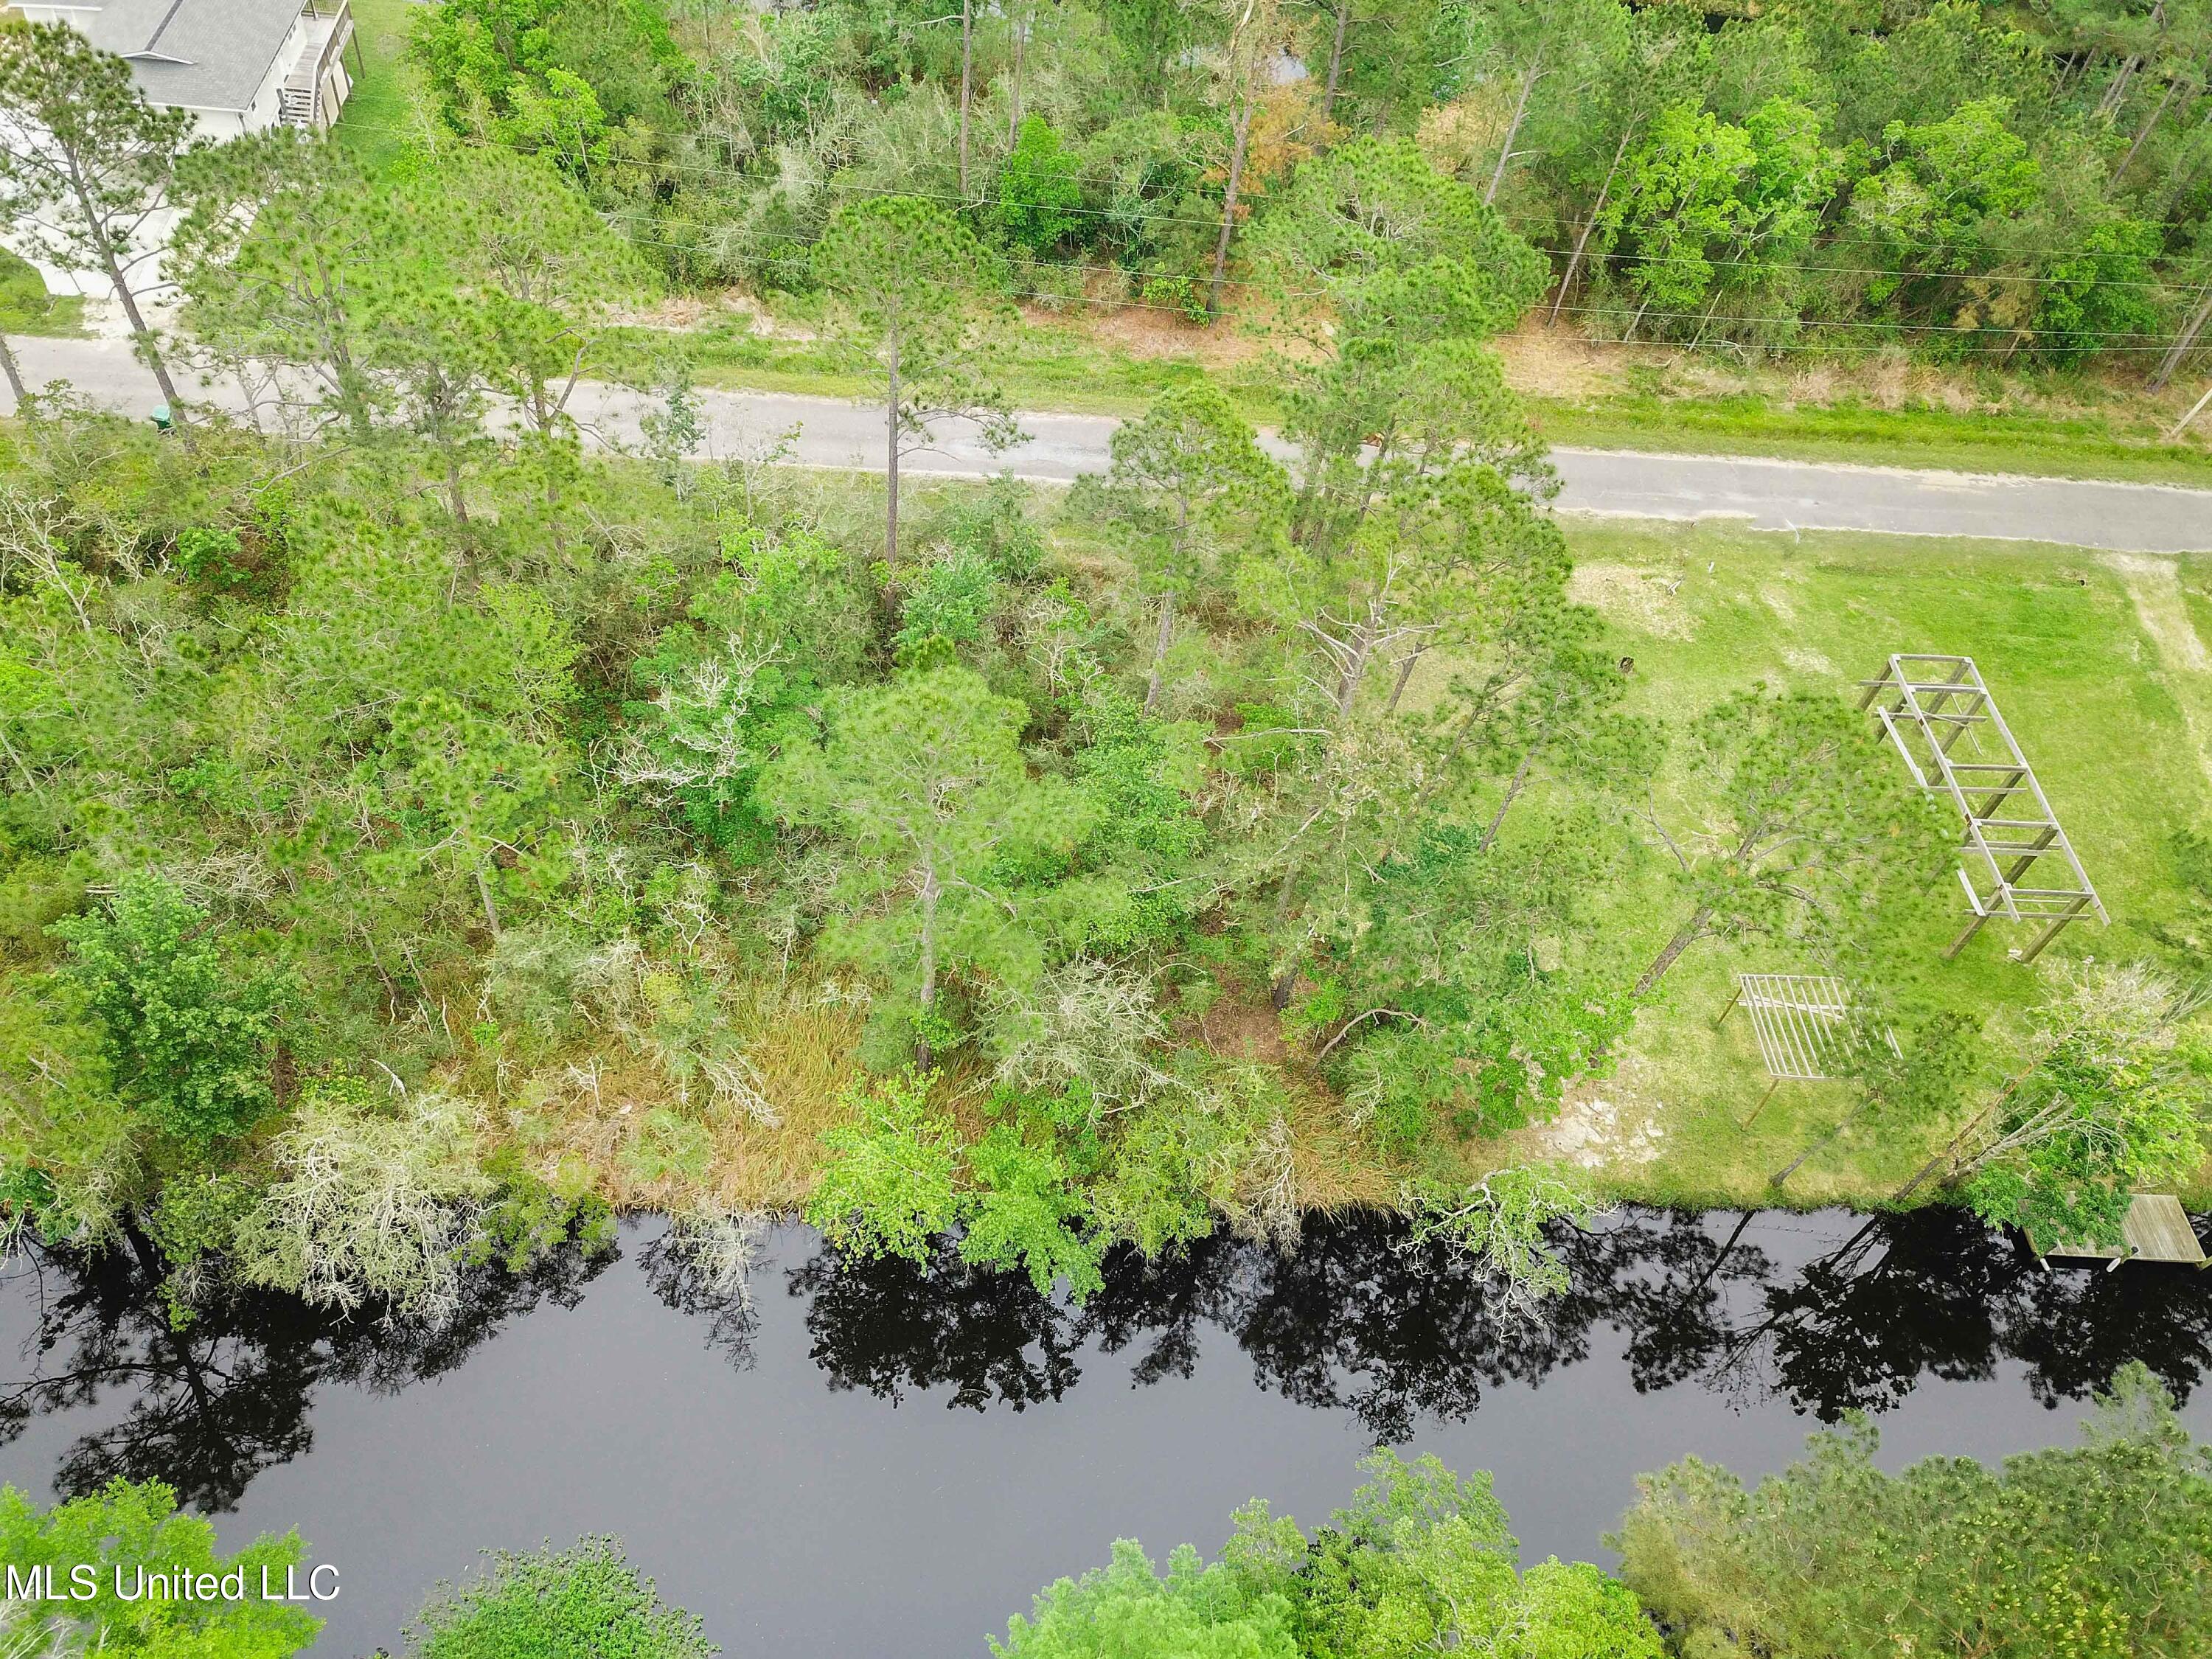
top-left (4, 1206), bottom-right (2210, 1656)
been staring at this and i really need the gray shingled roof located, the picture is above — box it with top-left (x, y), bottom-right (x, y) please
top-left (73, 0), bottom-right (301, 114)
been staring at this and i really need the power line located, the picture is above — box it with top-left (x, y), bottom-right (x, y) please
top-left (335, 114), bottom-right (2212, 279)
top-left (588, 218), bottom-right (2195, 347)
top-left (299, 123), bottom-right (2212, 356)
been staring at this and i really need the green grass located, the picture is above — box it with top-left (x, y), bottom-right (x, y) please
top-left (330, 0), bottom-right (429, 176)
top-left (0, 250), bottom-right (87, 339)
top-left (1538, 518), bottom-right (2211, 1210)
top-left (1530, 392), bottom-right (2212, 488)
top-left (668, 313), bottom-right (1262, 417)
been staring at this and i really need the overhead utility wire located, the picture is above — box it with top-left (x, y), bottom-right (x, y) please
top-left (336, 116), bottom-right (2212, 277)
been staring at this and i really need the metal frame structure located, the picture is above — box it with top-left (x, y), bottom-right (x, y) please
top-left (1715, 973), bottom-right (1892, 1121)
top-left (1858, 653), bottom-right (2104, 964)
top-left (1721, 973), bottom-right (1854, 1081)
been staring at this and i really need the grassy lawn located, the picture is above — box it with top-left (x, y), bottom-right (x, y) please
top-left (0, 251), bottom-right (87, 339)
top-left (1528, 394), bottom-right (2212, 488)
top-left (1511, 518), bottom-right (2212, 1211)
top-left (661, 310), bottom-right (1256, 417)
top-left (330, 0), bottom-right (428, 176)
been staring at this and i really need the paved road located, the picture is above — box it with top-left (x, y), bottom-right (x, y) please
top-left (9, 333), bottom-right (2211, 552)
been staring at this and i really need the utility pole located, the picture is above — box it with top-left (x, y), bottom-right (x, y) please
top-left (2170, 379), bottom-right (2212, 440)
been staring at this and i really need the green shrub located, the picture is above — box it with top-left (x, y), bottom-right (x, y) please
top-left (999, 117), bottom-right (1084, 256)
top-left (805, 1068), bottom-right (965, 1263)
top-left (961, 1124), bottom-right (1106, 1299)
top-left (0, 1478), bottom-right (321, 1658)
top-left (893, 547), bottom-right (1002, 659)
top-left (408, 1537), bottom-right (714, 1659)
top-left (1137, 273), bottom-right (1208, 323)
top-left (997, 1452), bottom-right (1663, 1659)
top-left (51, 874), bottom-right (294, 1146)
top-left (1613, 1364), bottom-right (2212, 1658)
top-left (938, 474), bottom-right (1047, 580)
top-left (994, 1538), bottom-right (1298, 1659)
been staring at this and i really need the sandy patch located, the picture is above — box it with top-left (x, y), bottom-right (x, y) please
top-left (1495, 325), bottom-right (1627, 400)
top-left (1533, 1082), bottom-right (1667, 1172)
top-left (2106, 552), bottom-right (2212, 785)
top-left (1783, 647), bottom-right (1834, 677)
top-left (2109, 553), bottom-right (2211, 673)
top-left (1568, 563), bottom-right (1696, 640)
top-left (76, 295), bottom-right (150, 342)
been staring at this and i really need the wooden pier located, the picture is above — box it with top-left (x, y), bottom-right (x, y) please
top-left (2034, 1194), bottom-right (2209, 1270)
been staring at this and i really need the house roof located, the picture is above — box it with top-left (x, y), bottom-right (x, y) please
top-left (68, 0), bottom-right (299, 114)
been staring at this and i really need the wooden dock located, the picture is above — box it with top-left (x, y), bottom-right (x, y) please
top-left (2034, 1194), bottom-right (2209, 1270)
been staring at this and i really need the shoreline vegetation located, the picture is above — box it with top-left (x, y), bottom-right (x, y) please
top-left (1, 395), bottom-right (2205, 1327)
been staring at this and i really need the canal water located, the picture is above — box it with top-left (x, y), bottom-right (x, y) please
top-left (4, 1206), bottom-right (2209, 1655)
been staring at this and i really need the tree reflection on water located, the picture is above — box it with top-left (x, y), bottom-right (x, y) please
top-left (790, 1206), bottom-right (2212, 1433)
top-left (0, 1232), bottom-right (612, 1509)
top-left (790, 1241), bottom-right (1082, 1410)
top-left (4, 1206), bottom-right (2206, 1509)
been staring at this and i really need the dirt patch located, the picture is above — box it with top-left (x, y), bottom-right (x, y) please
top-left (1078, 302), bottom-right (1262, 369)
top-left (2109, 553), bottom-right (2212, 673)
top-left (1530, 1063), bottom-right (1669, 1172)
top-left (1783, 647), bottom-right (1836, 677)
top-left (77, 295), bottom-right (144, 341)
top-left (1009, 287), bottom-right (1278, 372)
top-left (623, 293), bottom-right (729, 330)
top-left (1193, 990), bottom-right (1295, 1066)
top-left (1495, 325), bottom-right (1629, 401)
top-left (1568, 563), bottom-right (1696, 641)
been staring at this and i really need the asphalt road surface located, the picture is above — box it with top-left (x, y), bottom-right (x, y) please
top-left (8, 333), bottom-right (2210, 552)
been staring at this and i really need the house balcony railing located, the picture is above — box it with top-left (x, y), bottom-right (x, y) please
top-left (282, 0), bottom-right (357, 129)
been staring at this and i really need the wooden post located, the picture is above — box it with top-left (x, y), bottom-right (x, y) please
top-left (2168, 379), bottom-right (2212, 439)
top-left (2000, 826), bottom-right (2058, 883)
top-left (1944, 908), bottom-right (1992, 959)
top-left (2014, 897), bottom-right (2087, 965)
top-left (1741, 1077), bottom-right (1781, 1127)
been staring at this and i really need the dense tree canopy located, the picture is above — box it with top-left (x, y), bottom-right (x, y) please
top-left (372, 0), bottom-right (2212, 374)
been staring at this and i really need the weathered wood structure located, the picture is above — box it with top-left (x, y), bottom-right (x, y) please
top-left (2034, 1194), bottom-right (2209, 1270)
top-left (1858, 653), bottom-right (2104, 963)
